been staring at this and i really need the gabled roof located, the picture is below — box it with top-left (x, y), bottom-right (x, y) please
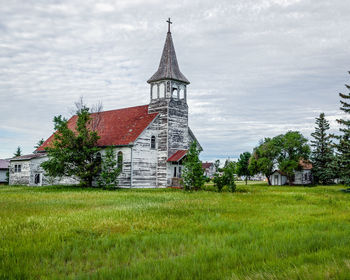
top-left (147, 31), bottom-right (190, 84)
top-left (271, 170), bottom-right (287, 176)
top-left (0, 159), bottom-right (9, 169)
top-left (202, 162), bottom-right (213, 169)
top-left (299, 159), bottom-right (312, 170)
top-left (36, 105), bottom-right (158, 152)
top-left (10, 153), bottom-right (46, 161)
top-left (167, 150), bottom-right (187, 162)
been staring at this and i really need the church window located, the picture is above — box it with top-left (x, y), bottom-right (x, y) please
top-left (34, 174), bottom-right (40, 184)
top-left (96, 152), bottom-right (102, 173)
top-left (15, 164), bottom-right (21, 173)
top-left (172, 88), bottom-right (178, 99)
top-left (173, 166), bottom-right (177, 177)
top-left (117, 151), bottom-right (123, 171)
top-left (179, 88), bottom-right (184, 99)
top-left (159, 83), bottom-right (165, 98)
top-left (179, 167), bottom-right (182, 177)
top-left (151, 136), bottom-right (156, 149)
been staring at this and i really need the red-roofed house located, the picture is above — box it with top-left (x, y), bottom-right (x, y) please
top-left (9, 22), bottom-right (201, 188)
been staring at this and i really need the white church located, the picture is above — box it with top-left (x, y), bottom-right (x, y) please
top-left (9, 20), bottom-right (201, 188)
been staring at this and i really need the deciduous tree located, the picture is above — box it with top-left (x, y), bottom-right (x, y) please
top-left (41, 104), bottom-right (101, 187)
top-left (236, 152), bottom-right (252, 185)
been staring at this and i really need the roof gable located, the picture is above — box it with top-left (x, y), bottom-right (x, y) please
top-left (37, 105), bottom-right (158, 151)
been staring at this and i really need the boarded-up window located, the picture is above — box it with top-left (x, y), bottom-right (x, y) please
top-left (151, 136), bottom-right (156, 149)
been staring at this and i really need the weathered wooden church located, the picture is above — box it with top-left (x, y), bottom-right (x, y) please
top-left (9, 20), bottom-right (201, 188)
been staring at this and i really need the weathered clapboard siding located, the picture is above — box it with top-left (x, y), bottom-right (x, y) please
top-left (131, 117), bottom-right (159, 188)
top-left (9, 156), bottom-right (78, 186)
top-left (149, 99), bottom-right (169, 188)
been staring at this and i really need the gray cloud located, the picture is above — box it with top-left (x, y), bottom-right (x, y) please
top-left (0, 0), bottom-right (349, 161)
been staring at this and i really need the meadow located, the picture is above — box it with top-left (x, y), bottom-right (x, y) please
top-left (1, 182), bottom-right (350, 279)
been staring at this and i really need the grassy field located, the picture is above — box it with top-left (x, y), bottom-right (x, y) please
top-left (1, 182), bottom-right (350, 279)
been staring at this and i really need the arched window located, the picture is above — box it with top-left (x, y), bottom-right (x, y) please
top-left (172, 88), bottom-right (178, 99)
top-left (151, 136), bottom-right (156, 149)
top-left (117, 151), bottom-right (123, 171)
top-left (159, 83), bottom-right (165, 98)
top-left (179, 87), bottom-right (184, 99)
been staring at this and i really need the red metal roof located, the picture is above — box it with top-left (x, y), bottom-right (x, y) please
top-left (167, 150), bottom-right (187, 162)
top-left (36, 105), bottom-right (158, 152)
top-left (202, 162), bottom-right (213, 169)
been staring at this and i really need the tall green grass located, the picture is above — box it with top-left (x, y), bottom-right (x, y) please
top-left (0, 184), bottom-right (349, 279)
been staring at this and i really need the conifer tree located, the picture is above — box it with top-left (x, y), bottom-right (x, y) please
top-left (97, 147), bottom-right (121, 189)
top-left (14, 146), bottom-right (22, 157)
top-left (335, 74), bottom-right (350, 186)
top-left (310, 113), bottom-right (335, 184)
top-left (182, 141), bottom-right (204, 191)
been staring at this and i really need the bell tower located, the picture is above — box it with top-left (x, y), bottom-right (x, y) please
top-left (148, 19), bottom-right (190, 187)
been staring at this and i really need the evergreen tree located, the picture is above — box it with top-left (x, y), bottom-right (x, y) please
top-left (97, 147), bottom-right (121, 189)
top-left (41, 104), bottom-right (101, 187)
top-left (335, 74), bottom-right (350, 186)
top-left (34, 138), bottom-right (44, 149)
top-left (14, 146), bottom-right (22, 157)
top-left (236, 152), bottom-right (252, 185)
top-left (310, 113), bottom-right (335, 184)
top-left (182, 141), bottom-right (205, 191)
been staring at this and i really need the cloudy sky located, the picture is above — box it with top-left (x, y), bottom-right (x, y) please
top-left (1, 0), bottom-right (349, 162)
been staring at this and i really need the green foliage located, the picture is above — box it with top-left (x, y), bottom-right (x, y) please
top-left (34, 138), bottom-right (44, 149)
top-left (1, 185), bottom-right (350, 279)
top-left (249, 138), bottom-right (280, 185)
top-left (276, 131), bottom-right (310, 185)
top-left (13, 146), bottom-right (22, 157)
top-left (311, 113), bottom-right (336, 184)
top-left (236, 152), bottom-right (252, 185)
top-left (97, 147), bottom-right (121, 189)
top-left (5, 171), bottom-right (9, 184)
top-left (41, 105), bottom-right (101, 187)
top-left (213, 161), bottom-right (236, 192)
top-left (335, 76), bottom-right (350, 186)
top-left (214, 159), bottom-right (220, 171)
top-left (182, 141), bottom-right (205, 191)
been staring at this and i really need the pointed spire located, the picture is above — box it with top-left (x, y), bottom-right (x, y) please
top-left (147, 20), bottom-right (190, 84)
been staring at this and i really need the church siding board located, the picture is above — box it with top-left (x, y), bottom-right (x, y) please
top-left (131, 118), bottom-right (159, 188)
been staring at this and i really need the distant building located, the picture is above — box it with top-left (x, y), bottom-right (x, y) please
top-left (202, 162), bottom-right (216, 178)
top-left (270, 160), bottom-right (313, 186)
top-left (0, 159), bottom-right (9, 184)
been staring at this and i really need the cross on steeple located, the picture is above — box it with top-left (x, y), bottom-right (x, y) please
top-left (166, 18), bottom-right (172, 33)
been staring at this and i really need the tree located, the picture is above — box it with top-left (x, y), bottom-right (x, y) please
top-left (182, 141), bottom-right (205, 191)
top-left (310, 113), bottom-right (335, 184)
top-left (236, 152), bottom-right (252, 185)
top-left (335, 74), bottom-right (350, 186)
top-left (41, 104), bottom-right (101, 187)
top-left (249, 138), bottom-right (280, 185)
top-left (14, 146), bottom-right (22, 157)
top-left (34, 138), bottom-right (44, 149)
top-left (213, 161), bottom-right (236, 192)
top-left (276, 131), bottom-right (310, 185)
top-left (97, 147), bottom-right (121, 189)
top-left (214, 159), bottom-right (220, 172)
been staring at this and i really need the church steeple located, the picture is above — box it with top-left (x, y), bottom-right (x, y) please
top-left (147, 19), bottom-right (189, 85)
top-left (148, 19), bottom-right (189, 102)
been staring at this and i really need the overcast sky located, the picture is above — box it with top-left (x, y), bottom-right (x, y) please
top-left (1, 0), bottom-right (349, 162)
